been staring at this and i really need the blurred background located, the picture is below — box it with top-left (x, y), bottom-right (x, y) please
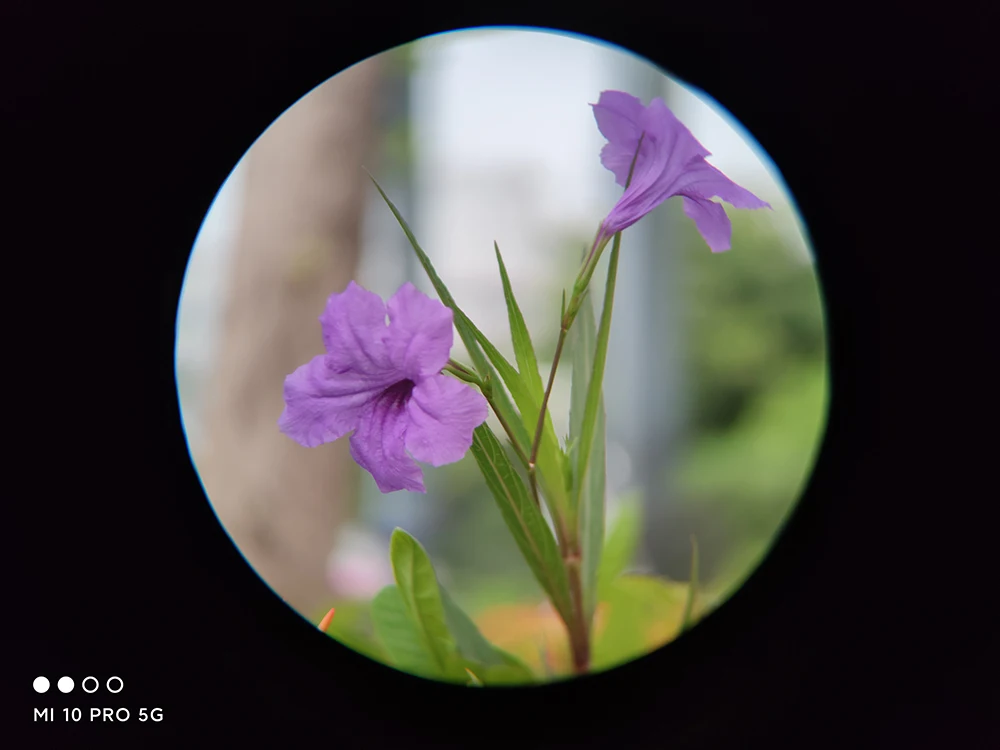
top-left (175, 28), bottom-right (827, 675)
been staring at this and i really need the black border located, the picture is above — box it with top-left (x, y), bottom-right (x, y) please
top-left (9, 7), bottom-right (994, 748)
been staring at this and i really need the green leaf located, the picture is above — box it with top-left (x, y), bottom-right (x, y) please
top-left (374, 536), bottom-right (536, 685)
top-left (469, 424), bottom-right (573, 625)
top-left (366, 174), bottom-right (530, 457)
top-left (441, 586), bottom-right (506, 667)
top-left (439, 586), bottom-right (535, 685)
top-left (568, 289), bottom-right (607, 623)
top-left (371, 585), bottom-right (441, 679)
top-left (462, 315), bottom-right (569, 515)
top-left (596, 492), bottom-right (643, 602)
top-left (592, 575), bottom-right (689, 672)
top-left (440, 587), bottom-right (526, 669)
top-left (574, 233), bottom-right (622, 520)
top-left (366, 173), bottom-right (458, 318)
top-left (680, 534), bottom-right (700, 635)
top-left (494, 241), bottom-right (544, 403)
top-left (388, 528), bottom-right (466, 682)
top-left (368, 174), bottom-right (569, 517)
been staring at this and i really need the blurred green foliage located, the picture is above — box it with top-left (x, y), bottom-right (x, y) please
top-left (678, 206), bottom-right (825, 434)
top-left (670, 202), bottom-right (828, 599)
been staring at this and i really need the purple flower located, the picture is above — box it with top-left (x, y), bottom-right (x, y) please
top-left (592, 90), bottom-right (771, 252)
top-left (278, 281), bottom-right (489, 493)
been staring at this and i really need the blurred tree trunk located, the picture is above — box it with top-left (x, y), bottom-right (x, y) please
top-left (198, 59), bottom-right (383, 620)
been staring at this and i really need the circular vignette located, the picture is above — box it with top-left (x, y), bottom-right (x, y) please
top-left (174, 26), bottom-right (828, 686)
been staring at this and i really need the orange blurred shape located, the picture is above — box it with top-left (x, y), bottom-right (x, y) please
top-left (473, 585), bottom-right (698, 677)
top-left (318, 607), bottom-right (336, 633)
top-left (475, 601), bottom-right (610, 676)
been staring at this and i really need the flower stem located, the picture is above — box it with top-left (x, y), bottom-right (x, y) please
top-left (527, 323), bottom-right (570, 506)
top-left (528, 134), bottom-right (645, 677)
top-left (565, 551), bottom-right (590, 675)
top-left (575, 131), bottom-right (645, 295)
top-left (487, 394), bottom-right (533, 477)
top-left (446, 360), bottom-right (535, 480)
top-left (444, 358), bottom-right (479, 384)
top-left (527, 133), bottom-right (646, 499)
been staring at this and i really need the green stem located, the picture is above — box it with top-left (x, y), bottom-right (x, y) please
top-left (443, 359), bottom-right (480, 385)
top-left (527, 131), bottom-right (646, 511)
top-left (573, 131), bottom-right (645, 297)
top-left (527, 325), bottom-right (570, 507)
top-left (679, 534), bottom-right (700, 635)
top-left (565, 553), bottom-right (590, 675)
top-left (445, 360), bottom-right (534, 480)
top-left (526, 132), bottom-right (645, 675)
top-left (489, 395), bottom-right (533, 479)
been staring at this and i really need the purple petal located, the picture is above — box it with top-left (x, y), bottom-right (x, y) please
top-left (672, 160), bottom-right (771, 210)
top-left (598, 96), bottom-right (717, 235)
top-left (278, 354), bottom-right (385, 448)
top-left (592, 91), bottom-right (646, 144)
top-left (602, 128), bottom-right (677, 234)
top-left (404, 374), bottom-right (489, 466)
top-left (640, 98), bottom-right (712, 169)
top-left (673, 162), bottom-right (770, 252)
top-left (609, 100), bottom-right (714, 220)
top-left (682, 196), bottom-right (733, 253)
top-left (596, 93), bottom-right (770, 245)
top-left (592, 91), bottom-right (648, 186)
top-left (384, 282), bottom-right (454, 381)
top-left (349, 383), bottom-right (426, 494)
top-left (320, 281), bottom-right (398, 379)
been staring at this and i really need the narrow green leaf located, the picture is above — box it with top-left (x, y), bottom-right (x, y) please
top-left (680, 534), bottom-right (700, 635)
top-left (368, 174), bottom-right (569, 515)
top-left (596, 492), bottom-right (643, 602)
top-left (452, 309), bottom-right (535, 452)
top-left (367, 174), bottom-right (531, 460)
top-left (494, 241), bottom-right (544, 402)
top-left (371, 585), bottom-right (441, 679)
top-left (575, 234), bottom-right (621, 504)
top-left (388, 528), bottom-right (466, 681)
top-left (569, 289), bottom-right (606, 621)
top-left (367, 173), bottom-right (458, 313)
top-left (469, 424), bottom-right (573, 625)
top-left (460, 310), bottom-right (568, 512)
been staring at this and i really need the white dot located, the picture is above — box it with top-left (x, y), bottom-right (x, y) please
top-left (33, 676), bottom-right (50, 693)
top-left (57, 676), bottom-right (74, 693)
